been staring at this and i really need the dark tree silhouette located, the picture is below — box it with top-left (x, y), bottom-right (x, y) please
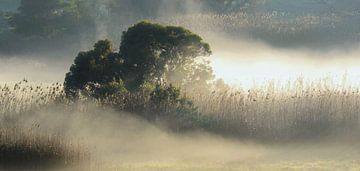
top-left (64, 21), bottom-right (213, 96)
top-left (120, 21), bottom-right (212, 90)
top-left (64, 39), bottom-right (123, 97)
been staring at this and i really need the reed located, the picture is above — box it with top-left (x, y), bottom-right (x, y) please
top-left (0, 126), bottom-right (90, 170)
top-left (2, 77), bottom-right (360, 142)
top-left (190, 78), bottom-right (360, 140)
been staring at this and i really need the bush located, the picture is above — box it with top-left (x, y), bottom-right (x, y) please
top-left (146, 84), bottom-right (202, 130)
top-left (91, 80), bottom-right (128, 99)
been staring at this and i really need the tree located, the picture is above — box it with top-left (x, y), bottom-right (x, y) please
top-left (120, 21), bottom-right (212, 90)
top-left (64, 21), bottom-right (214, 96)
top-left (166, 59), bottom-right (215, 91)
top-left (8, 0), bottom-right (90, 38)
top-left (64, 39), bottom-right (124, 97)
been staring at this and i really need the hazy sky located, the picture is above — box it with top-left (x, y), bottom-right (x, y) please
top-left (0, 0), bottom-right (359, 87)
top-left (1, 0), bottom-right (359, 49)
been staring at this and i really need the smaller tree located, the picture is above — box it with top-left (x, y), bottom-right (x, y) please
top-left (64, 39), bottom-right (124, 97)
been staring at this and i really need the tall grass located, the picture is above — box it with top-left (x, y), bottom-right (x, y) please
top-left (0, 80), bottom-right (89, 170)
top-left (2, 77), bottom-right (360, 143)
top-left (0, 127), bottom-right (89, 170)
top-left (0, 80), bottom-right (64, 115)
top-left (1, 77), bottom-right (360, 169)
top-left (190, 77), bottom-right (360, 140)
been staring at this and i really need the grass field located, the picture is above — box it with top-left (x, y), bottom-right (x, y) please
top-left (1, 79), bottom-right (360, 170)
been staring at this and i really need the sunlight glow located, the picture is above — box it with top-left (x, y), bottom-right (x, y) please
top-left (211, 52), bottom-right (360, 89)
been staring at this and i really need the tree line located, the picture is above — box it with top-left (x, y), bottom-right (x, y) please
top-left (2, 0), bottom-right (258, 39)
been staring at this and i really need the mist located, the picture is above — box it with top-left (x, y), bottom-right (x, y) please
top-left (1, 0), bottom-right (360, 170)
top-left (9, 106), bottom-right (263, 163)
top-left (206, 36), bottom-right (360, 88)
top-left (1, 0), bottom-right (360, 85)
top-left (4, 103), bottom-right (360, 170)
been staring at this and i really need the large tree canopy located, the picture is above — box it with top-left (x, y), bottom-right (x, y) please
top-left (120, 21), bottom-right (212, 90)
top-left (64, 21), bottom-right (213, 96)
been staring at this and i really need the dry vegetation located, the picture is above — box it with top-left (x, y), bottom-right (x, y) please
top-left (2, 78), bottom-right (360, 140)
top-left (0, 80), bottom-right (89, 170)
top-left (1, 78), bottom-right (360, 170)
top-left (191, 77), bottom-right (360, 140)
top-left (0, 127), bottom-right (89, 170)
top-left (0, 80), bottom-right (64, 115)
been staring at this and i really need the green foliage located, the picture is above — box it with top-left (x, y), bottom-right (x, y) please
top-left (63, 22), bottom-right (216, 131)
top-left (138, 81), bottom-right (156, 94)
top-left (150, 84), bottom-right (181, 105)
top-left (64, 39), bottom-right (123, 97)
top-left (149, 84), bottom-right (183, 115)
top-left (65, 21), bottom-right (214, 96)
top-left (8, 0), bottom-right (91, 38)
top-left (93, 80), bottom-right (128, 98)
top-left (120, 21), bottom-right (212, 90)
top-left (147, 84), bottom-right (201, 130)
top-left (167, 59), bottom-right (215, 91)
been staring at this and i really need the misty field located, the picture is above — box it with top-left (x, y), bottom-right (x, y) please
top-left (1, 79), bottom-right (360, 171)
top-left (1, 0), bottom-right (360, 171)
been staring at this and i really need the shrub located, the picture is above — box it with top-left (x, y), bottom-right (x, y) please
top-left (91, 80), bottom-right (128, 99)
top-left (147, 84), bottom-right (201, 130)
